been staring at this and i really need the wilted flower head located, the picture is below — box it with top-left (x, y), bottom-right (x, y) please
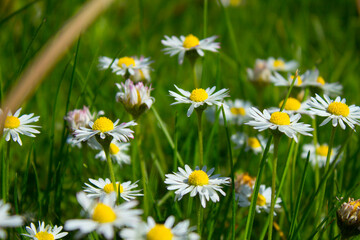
top-left (116, 79), bottom-right (154, 119)
top-left (64, 106), bottom-right (100, 132)
top-left (247, 59), bottom-right (272, 87)
top-left (337, 198), bottom-right (360, 239)
top-left (234, 172), bottom-right (256, 194)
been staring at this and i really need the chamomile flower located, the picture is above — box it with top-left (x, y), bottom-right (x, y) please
top-left (120, 216), bottom-right (200, 240)
top-left (237, 184), bottom-right (282, 215)
top-left (116, 79), bottom-right (154, 119)
top-left (1, 108), bottom-right (40, 146)
top-left (224, 99), bottom-right (252, 125)
top-left (64, 106), bottom-right (100, 132)
top-left (231, 133), bottom-right (268, 154)
top-left (301, 143), bottom-right (339, 167)
top-left (22, 221), bottom-right (68, 240)
top-left (308, 94), bottom-right (360, 130)
top-left (302, 69), bottom-right (342, 97)
top-left (269, 97), bottom-right (313, 116)
top-left (234, 172), bottom-right (256, 194)
top-left (164, 165), bottom-right (230, 208)
top-left (161, 34), bottom-right (220, 64)
top-left (220, 0), bottom-right (244, 7)
top-left (246, 107), bottom-right (313, 142)
top-left (266, 57), bottom-right (298, 72)
top-left (0, 200), bottom-right (23, 238)
top-left (84, 178), bottom-right (143, 201)
top-left (247, 59), bottom-right (272, 87)
top-left (169, 85), bottom-right (229, 117)
top-left (98, 55), bottom-right (152, 78)
top-left (64, 192), bottom-right (142, 239)
top-left (130, 56), bottom-right (152, 82)
top-left (74, 116), bottom-right (137, 144)
top-left (95, 140), bottom-right (131, 166)
top-left (270, 71), bottom-right (306, 87)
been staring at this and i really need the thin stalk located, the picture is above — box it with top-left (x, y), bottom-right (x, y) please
top-left (104, 149), bottom-right (117, 199)
top-left (221, 106), bottom-right (235, 240)
top-left (203, 0), bottom-right (208, 38)
top-left (2, 141), bottom-right (11, 202)
top-left (197, 204), bottom-right (203, 236)
top-left (196, 109), bottom-right (204, 168)
top-left (193, 62), bottom-right (198, 88)
top-left (268, 135), bottom-right (281, 240)
top-left (244, 135), bottom-right (273, 239)
top-left (317, 127), bottom-right (336, 218)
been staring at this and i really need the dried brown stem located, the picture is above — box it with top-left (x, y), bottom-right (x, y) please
top-left (0, 0), bottom-right (114, 131)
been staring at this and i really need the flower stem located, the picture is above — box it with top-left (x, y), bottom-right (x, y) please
top-left (104, 149), bottom-right (117, 201)
top-left (196, 109), bottom-right (204, 168)
top-left (192, 61), bottom-right (198, 88)
top-left (197, 203), bottom-right (203, 236)
top-left (268, 134), bottom-right (281, 240)
top-left (317, 126), bottom-right (336, 224)
top-left (2, 141), bottom-right (11, 202)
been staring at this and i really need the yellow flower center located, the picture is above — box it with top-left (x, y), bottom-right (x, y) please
top-left (103, 183), bottom-right (124, 194)
top-left (117, 57), bottom-right (136, 68)
top-left (291, 75), bottom-right (302, 86)
top-left (230, 0), bottom-right (241, 5)
top-left (327, 102), bottom-right (350, 117)
top-left (273, 59), bottom-right (285, 69)
top-left (183, 34), bottom-right (200, 49)
top-left (278, 97), bottom-right (301, 111)
top-left (316, 145), bottom-right (332, 157)
top-left (109, 143), bottom-right (120, 155)
top-left (269, 112), bottom-right (290, 125)
top-left (188, 170), bottom-right (209, 186)
top-left (146, 224), bottom-right (173, 240)
top-left (241, 174), bottom-right (255, 186)
top-left (230, 107), bottom-right (246, 116)
top-left (4, 116), bottom-right (20, 129)
top-left (92, 117), bottom-right (114, 132)
top-left (317, 76), bottom-right (325, 85)
top-left (92, 203), bottom-right (116, 223)
top-left (350, 201), bottom-right (360, 209)
top-left (247, 137), bottom-right (261, 149)
top-left (34, 232), bottom-right (54, 240)
top-left (248, 193), bottom-right (267, 206)
top-left (189, 88), bottom-right (208, 102)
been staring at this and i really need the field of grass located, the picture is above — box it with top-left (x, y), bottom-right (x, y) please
top-left (1, 0), bottom-right (360, 239)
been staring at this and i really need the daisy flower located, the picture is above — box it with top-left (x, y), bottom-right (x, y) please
top-left (98, 55), bottom-right (152, 78)
top-left (308, 94), bottom-right (360, 130)
top-left (270, 71), bottom-right (306, 88)
top-left (95, 140), bottom-right (131, 166)
top-left (301, 143), bottom-right (339, 167)
top-left (1, 108), bottom-right (40, 146)
top-left (337, 198), bottom-right (360, 238)
top-left (231, 133), bottom-right (269, 154)
top-left (164, 165), bottom-right (230, 208)
top-left (161, 34), bottom-right (220, 64)
top-left (169, 85), bottom-right (229, 117)
top-left (246, 107), bottom-right (313, 142)
top-left (22, 221), bottom-right (68, 240)
top-left (130, 56), bottom-right (152, 82)
top-left (64, 106), bottom-right (100, 132)
top-left (220, 0), bottom-right (244, 7)
top-left (0, 200), bottom-right (23, 238)
top-left (120, 216), bottom-right (199, 240)
top-left (84, 178), bottom-right (143, 201)
top-left (234, 172), bottom-right (256, 194)
top-left (223, 99), bottom-right (252, 125)
top-left (64, 192), bottom-right (142, 239)
top-left (74, 116), bottom-right (137, 144)
top-left (237, 184), bottom-right (282, 215)
top-left (269, 97), bottom-right (313, 116)
top-left (247, 59), bottom-right (272, 87)
top-left (266, 57), bottom-right (298, 72)
top-left (302, 69), bottom-right (343, 97)
top-left (116, 79), bottom-right (154, 119)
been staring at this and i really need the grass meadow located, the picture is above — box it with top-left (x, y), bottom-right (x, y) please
top-left (1, 0), bottom-right (360, 239)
